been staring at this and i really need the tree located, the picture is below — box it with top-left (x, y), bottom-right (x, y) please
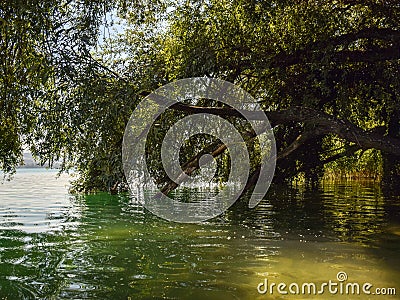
top-left (125, 0), bottom-right (400, 192)
top-left (1, 0), bottom-right (400, 193)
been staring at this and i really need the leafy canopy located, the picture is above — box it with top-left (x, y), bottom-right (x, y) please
top-left (1, 0), bottom-right (399, 190)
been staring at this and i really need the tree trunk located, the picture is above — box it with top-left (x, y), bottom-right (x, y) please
top-left (382, 107), bottom-right (400, 193)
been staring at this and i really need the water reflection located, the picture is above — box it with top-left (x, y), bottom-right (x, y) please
top-left (0, 171), bottom-right (399, 299)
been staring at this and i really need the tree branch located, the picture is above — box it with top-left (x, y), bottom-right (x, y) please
top-left (166, 104), bottom-right (400, 156)
top-left (277, 130), bottom-right (316, 160)
top-left (266, 28), bottom-right (400, 68)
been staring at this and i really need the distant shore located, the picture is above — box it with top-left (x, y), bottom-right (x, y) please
top-left (18, 153), bottom-right (61, 169)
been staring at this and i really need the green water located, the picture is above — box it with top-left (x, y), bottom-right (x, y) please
top-left (0, 169), bottom-right (399, 299)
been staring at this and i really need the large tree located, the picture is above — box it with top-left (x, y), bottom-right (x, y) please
top-left (1, 0), bottom-right (400, 193)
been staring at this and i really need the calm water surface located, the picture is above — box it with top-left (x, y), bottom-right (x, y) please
top-left (0, 169), bottom-right (399, 299)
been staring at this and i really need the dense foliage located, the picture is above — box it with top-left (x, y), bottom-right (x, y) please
top-left (1, 0), bottom-right (400, 192)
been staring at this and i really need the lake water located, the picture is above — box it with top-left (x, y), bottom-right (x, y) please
top-left (0, 169), bottom-right (399, 299)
